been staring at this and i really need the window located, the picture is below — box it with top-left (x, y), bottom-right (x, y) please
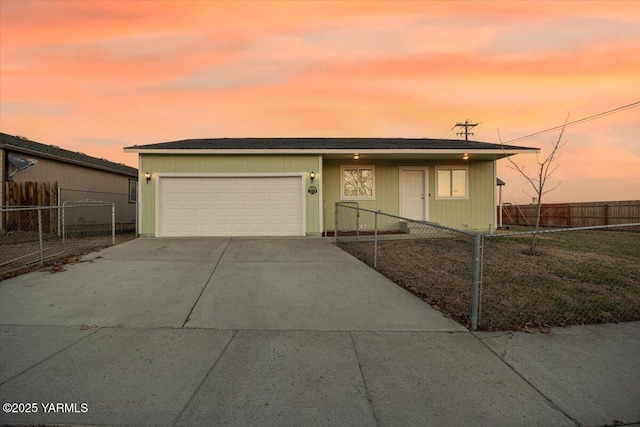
top-left (436, 166), bottom-right (468, 199)
top-left (129, 179), bottom-right (138, 203)
top-left (341, 165), bottom-right (375, 200)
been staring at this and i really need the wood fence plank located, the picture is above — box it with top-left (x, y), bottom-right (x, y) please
top-left (500, 200), bottom-right (640, 228)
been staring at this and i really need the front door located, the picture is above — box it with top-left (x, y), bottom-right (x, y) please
top-left (400, 167), bottom-right (428, 220)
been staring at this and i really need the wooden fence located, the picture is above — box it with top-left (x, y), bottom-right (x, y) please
top-left (5, 181), bottom-right (58, 207)
top-left (2, 181), bottom-right (59, 233)
top-left (500, 200), bottom-right (640, 228)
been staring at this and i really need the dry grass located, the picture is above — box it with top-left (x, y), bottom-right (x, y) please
top-left (338, 229), bottom-right (640, 331)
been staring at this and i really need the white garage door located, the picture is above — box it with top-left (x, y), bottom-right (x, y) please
top-left (159, 176), bottom-right (304, 237)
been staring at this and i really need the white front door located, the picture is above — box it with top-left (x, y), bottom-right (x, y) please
top-left (400, 167), bottom-right (428, 220)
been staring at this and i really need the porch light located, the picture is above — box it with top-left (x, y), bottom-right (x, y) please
top-left (310, 171), bottom-right (315, 182)
top-left (462, 153), bottom-right (470, 160)
top-left (353, 153), bottom-right (360, 160)
top-left (145, 171), bottom-right (151, 183)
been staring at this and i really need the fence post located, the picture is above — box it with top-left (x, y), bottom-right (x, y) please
top-left (323, 200), bottom-right (327, 237)
top-left (111, 203), bottom-right (116, 245)
top-left (356, 205), bottom-right (360, 243)
top-left (470, 234), bottom-right (483, 331)
top-left (57, 186), bottom-right (62, 237)
top-left (373, 211), bottom-right (378, 269)
top-left (37, 208), bottom-right (44, 266)
top-left (120, 193), bottom-right (124, 233)
top-left (334, 203), bottom-right (339, 244)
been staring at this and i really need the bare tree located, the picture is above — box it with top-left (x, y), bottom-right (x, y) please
top-left (498, 115), bottom-right (568, 254)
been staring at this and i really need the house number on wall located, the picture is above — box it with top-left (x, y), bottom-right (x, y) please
top-left (308, 186), bottom-right (318, 194)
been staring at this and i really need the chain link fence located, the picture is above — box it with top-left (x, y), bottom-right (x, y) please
top-left (334, 202), bottom-right (477, 328)
top-left (1, 203), bottom-right (116, 281)
top-left (334, 202), bottom-right (640, 331)
top-left (59, 188), bottom-right (136, 234)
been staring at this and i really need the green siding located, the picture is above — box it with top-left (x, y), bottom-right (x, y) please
top-left (140, 154), bottom-right (496, 236)
top-left (140, 154), bottom-right (321, 236)
top-left (324, 160), bottom-right (496, 232)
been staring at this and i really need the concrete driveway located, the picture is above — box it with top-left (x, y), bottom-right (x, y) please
top-left (0, 237), bottom-right (463, 331)
top-left (1, 237), bottom-right (639, 426)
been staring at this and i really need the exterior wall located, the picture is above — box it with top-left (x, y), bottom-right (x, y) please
top-left (0, 148), bottom-right (4, 208)
top-left (430, 161), bottom-right (495, 230)
top-left (5, 154), bottom-right (133, 193)
top-left (139, 154), bottom-right (322, 236)
top-left (323, 159), bottom-right (496, 232)
top-left (3, 152), bottom-right (137, 226)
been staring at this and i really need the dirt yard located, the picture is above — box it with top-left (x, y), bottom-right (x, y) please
top-left (338, 229), bottom-right (640, 331)
top-left (0, 232), bottom-right (137, 281)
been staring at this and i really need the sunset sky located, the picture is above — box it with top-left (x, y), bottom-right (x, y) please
top-left (1, 0), bottom-right (639, 204)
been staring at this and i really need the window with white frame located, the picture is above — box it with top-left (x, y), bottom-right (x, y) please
top-left (436, 166), bottom-right (468, 199)
top-left (341, 165), bottom-right (375, 200)
top-left (128, 179), bottom-right (138, 203)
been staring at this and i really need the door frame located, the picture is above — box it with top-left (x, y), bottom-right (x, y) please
top-left (399, 166), bottom-right (429, 221)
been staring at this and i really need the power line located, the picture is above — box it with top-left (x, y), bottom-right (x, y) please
top-left (503, 101), bottom-right (640, 144)
top-left (440, 125), bottom-right (457, 139)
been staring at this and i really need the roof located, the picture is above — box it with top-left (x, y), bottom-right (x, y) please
top-left (125, 137), bottom-right (537, 152)
top-left (1, 132), bottom-right (137, 177)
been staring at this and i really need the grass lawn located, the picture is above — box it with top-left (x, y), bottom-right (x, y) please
top-left (338, 229), bottom-right (640, 331)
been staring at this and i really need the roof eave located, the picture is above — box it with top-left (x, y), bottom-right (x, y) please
top-left (6, 144), bottom-right (137, 177)
top-left (124, 148), bottom-right (539, 155)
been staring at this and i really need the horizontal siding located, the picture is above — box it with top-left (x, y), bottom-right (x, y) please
top-left (3, 154), bottom-right (138, 228)
top-left (324, 159), bottom-right (495, 232)
top-left (0, 149), bottom-right (3, 206)
top-left (7, 154), bottom-right (134, 194)
top-left (140, 154), bottom-right (321, 236)
top-left (430, 162), bottom-right (495, 230)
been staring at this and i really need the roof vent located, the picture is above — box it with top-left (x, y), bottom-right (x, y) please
top-left (16, 135), bottom-right (28, 140)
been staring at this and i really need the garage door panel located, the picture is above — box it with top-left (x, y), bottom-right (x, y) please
top-left (159, 176), bottom-right (303, 237)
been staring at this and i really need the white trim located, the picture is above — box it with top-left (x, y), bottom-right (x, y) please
top-left (125, 148), bottom-right (537, 155)
top-left (155, 172), bottom-right (304, 178)
top-left (154, 172), bottom-right (306, 237)
top-left (137, 156), bottom-right (142, 236)
top-left (399, 166), bottom-right (429, 221)
top-left (318, 155), bottom-right (323, 234)
top-left (155, 173), bottom-right (160, 236)
top-left (340, 165), bottom-right (376, 201)
top-left (434, 165), bottom-right (470, 200)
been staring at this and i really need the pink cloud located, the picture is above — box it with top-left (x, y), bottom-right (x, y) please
top-left (1, 0), bottom-right (639, 203)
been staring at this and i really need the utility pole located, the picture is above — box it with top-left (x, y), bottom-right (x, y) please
top-left (455, 119), bottom-right (480, 141)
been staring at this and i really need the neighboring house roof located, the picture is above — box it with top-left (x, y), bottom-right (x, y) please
top-left (1, 132), bottom-right (137, 178)
top-left (497, 177), bottom-right (506, 186)
top-left (125, 137), bottom-right (537, 153)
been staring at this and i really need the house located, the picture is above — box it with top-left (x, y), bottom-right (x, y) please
top-left (1, 132), bottom-right (138, 229)
top-left (124, 138), bottom-right (537, 237)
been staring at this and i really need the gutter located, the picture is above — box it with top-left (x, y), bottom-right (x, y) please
top-left (123, 148), bottom-right (539, 155)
